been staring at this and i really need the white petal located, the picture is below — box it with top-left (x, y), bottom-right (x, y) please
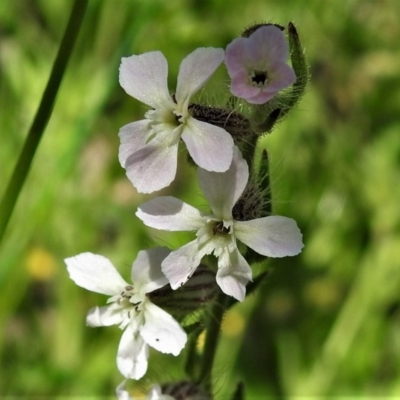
top-left (116, 380), bottom-right (133, 400)
top-left (136, 196), bottom-right (203, 231)
top-left (117, 325), bottom-right (149, 380)
top-left (86, 304), bottom-right (126, 327)
top-left (197, 147), bottom-right (248, 220)
top-left (64, 253), bottom-right (128, 295)
top-left (182, 118), bottom-right (233, 172)
top-left (216, 249), bottom-right (252, 301)
top-left (124, 141), bottom-right (179, 193)
top-left (119, 52), bottom-right (173, 109)
top-left (235, 216), bottom-right (304, 257)
top-left (118, 120), bottom-right (151, 167)
top-left (141, 302), bottom-right (187, 356)
top-left (161, 240), bottom-right (203, 289)
top-left (176, 47), bottom-right (224, 107)
top-left (131, 248), bottom-right (170, 295)
top-left (147, 386), bottom-right (175, 400)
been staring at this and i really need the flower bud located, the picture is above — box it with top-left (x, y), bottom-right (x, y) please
top-left (161, 381), bottom-right (211, 400)
top-left (188, 104), bottom-right (256, 147)
top-left (241, 22), bottom-right (284, 38)
top-left (147, 265), bottom-right (218, 321)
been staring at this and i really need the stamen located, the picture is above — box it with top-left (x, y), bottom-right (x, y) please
top-left (212, 221), bottom-right (230, 235)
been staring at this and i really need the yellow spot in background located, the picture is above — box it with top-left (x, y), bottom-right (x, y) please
top-left (265, 290), bottom-right (294, 321)
top-left (303, 278), bottom-right (341, 311)
top-left (221, 309), bottom-right (245, 337)
top-left (25, 247), bottom-right (57, 281)
top-left (196, 309), bottom-right (245, 351)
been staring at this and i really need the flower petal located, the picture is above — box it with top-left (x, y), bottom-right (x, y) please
top-left (124, 141), bottom-right (179, 193)
top-left (235, 216), bottom-right (304, 257)
top-left (216, 249), bottom-right (252, 301)
top-left (225, 37), bottom-right (249, 75)
top-left (161, 240), bottom-right (203, 289)
top-left (116, 380), bottom-right (132, 400)
top-left (176, 47), bottom-right (224, 108)
top-left (267, 62), bottom-right (297, 92)
top-left (230, 72), bottom-right (260, 99)
top-left (197, 147), bottom-right (248, 220)
top-left (248, 25), bottom-right (290, 64)
top-left (131, 248), bottom-right (170, 295)
top-left (141, 302), bottom-right (187, 356)
top-left (137, 197), bottom-right (203, 231)
top-left (147, 385), bottom-right (175, 400)
top-left (117, 325), bottom-right (149, 380)
top-left (181, 118), bottom-right (233, 173)
top-left (118, 120), bottom-right (152, 167)
top-left (119, 51), bottom-right (173, 109)
top-left (64, 253), bottom-right (128, 295)
top-left (86, 303), bottom-right (126, 327)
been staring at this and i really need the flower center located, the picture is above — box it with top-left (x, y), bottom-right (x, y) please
top-left (212, 221), bottom-right (231, 235)
top-left (121, 285), bottom-right (135, 299)
top-left (250, 70), bottom-right (268, 87)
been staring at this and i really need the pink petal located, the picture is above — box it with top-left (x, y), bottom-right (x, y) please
top-left (136, 197), bottom-right (203, 231)
top-left (176, 47), bottom-right (224, 108)
top-left (266, 62), bottom-right (297, 92)
top-left (247, 25), bottom-right (290, 64)
top-left (235, 216), bottom-right (304, 257)
top-left (225, 37), bottom-right (250, 75)
top-left (124, 141), bottom-right (179, 193)
top-left (182, 117), bottom-right (233, 172)
top-left (197, 147), bottom-right (248, 220)
top-left (230, 75), bottom-right (261, 99)
top-left (119, 51), bottom-right (173, 109)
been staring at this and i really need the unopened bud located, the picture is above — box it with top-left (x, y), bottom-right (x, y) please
top-left (232, 180), bottom-right (269, 222)
top-left (147, 265), bottom-right (218, 321)
top-left (161, 381), bottom-right (211, 400)
top-left (189, 104), bottom-right (256, 147)
top-left (241, 22), bottom-right (284, 38)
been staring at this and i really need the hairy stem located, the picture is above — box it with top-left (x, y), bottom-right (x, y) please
top-left (199, 291), bottom-right (230, 391)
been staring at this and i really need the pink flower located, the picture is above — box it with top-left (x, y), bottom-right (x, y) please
top-left (225, 25), bottom-right (296, 104)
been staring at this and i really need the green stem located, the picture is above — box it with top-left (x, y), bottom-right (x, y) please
top-left (0, 0), bottom-right (88, 244)
top-left (199, 291), bottom-right (229, 391)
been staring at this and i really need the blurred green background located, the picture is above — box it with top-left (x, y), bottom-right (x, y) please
top-left (1, 0), bottom-right (400, 398)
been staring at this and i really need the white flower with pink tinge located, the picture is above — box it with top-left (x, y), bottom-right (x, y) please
top-left (225, 25), bottom-right (296, 104)
top-left (118, 48), bottom-right (234, 193)
top-left (64, 248), bottom-right (187, 380)
top-left (137, 148), bottom-right (304, 302)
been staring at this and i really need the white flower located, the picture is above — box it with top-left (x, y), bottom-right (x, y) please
top-left (118, 47), bottom-right (234, 193)
top-left (136, 148), bottom-right (304, 302)
top-left (116, 380), bottom-right (174, 400)
top-left (64, 248), bottom-right (187, 380)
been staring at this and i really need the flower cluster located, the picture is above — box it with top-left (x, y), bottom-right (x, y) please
top-left (65, 23), bottom-right (307, 398)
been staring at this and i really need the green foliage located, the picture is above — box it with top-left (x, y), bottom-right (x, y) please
top-left (1, 0), bottom-right (400, 398)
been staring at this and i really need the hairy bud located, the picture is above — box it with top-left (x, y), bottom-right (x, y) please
top-left (161, 381), bottom-right (211, 400)
top-left (147, 265), bottom-right (218, 322)
top-left (242, 22), bottom-right (284, 37)
top-left (189, 104), bottom-right (257, 147)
